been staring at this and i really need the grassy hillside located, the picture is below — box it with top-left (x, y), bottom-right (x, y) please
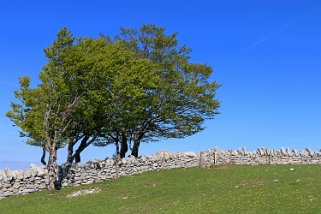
top-left (0, 165), bottom-right (320, 214)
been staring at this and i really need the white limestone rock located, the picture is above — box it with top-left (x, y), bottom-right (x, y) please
top-left (155, 151), bottom-right (171, 159)
top-left (15, 170), bottom-right (24, 180)
top-left (293, 149), bottom-right (299, 156)
top-left (4, 170), bottom-right (14, 181)
top-left (280, 147), bottom-right (286, 156)
top-left (0, 171), bottom-right (7, 181)
top-left (184, 152), bottom-right (197, 158)
top-left (306, 148), bottom-right (314, 157)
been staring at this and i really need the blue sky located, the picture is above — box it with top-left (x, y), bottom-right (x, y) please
top-left (1, 0), bottom-right (320, 169)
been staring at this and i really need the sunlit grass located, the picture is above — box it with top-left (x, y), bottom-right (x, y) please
top-left (0, 165), bottom-right (320, 213)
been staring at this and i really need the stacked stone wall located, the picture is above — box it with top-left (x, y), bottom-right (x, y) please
top-left (1, 147), bottom-right (320, 199)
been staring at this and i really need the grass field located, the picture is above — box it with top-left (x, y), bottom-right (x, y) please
top-left (0, 165), bottom-right (320, 214)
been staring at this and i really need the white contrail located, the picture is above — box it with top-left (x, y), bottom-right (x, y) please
top-left (241, 20), bottom-right (296, 54)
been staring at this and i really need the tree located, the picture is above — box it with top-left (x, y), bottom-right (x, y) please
top-left (83, 39), bottom-right (163, 158)
top-left (7, 28), bottom-right (80, 189)
top-left (115, 24), bottom-right (220, 157)
top-left (7, 25), bottom-right (220, 190)
top-left (61, 36), bottom-right (162, 162)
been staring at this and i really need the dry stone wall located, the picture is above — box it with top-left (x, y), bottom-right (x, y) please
top-left (1, 147), bottom-right (321, 199)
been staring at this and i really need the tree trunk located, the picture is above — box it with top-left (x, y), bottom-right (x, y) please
top-left (47, 142), bottom-right (57, 190)
top-left (131, 137), bottom-right (141, 158)
top-left (67, 141), bottom-right (74, 164)
top-left (120, 131), bottom-right (128, 158)
top-left (74, 151), bottom-right (81, 163)
top-left (41, 146), bottom-right (47, 166)
top-left (115, 140), bottom-right (120, 156)
top-left (73, 135), bottom-right (90, 163)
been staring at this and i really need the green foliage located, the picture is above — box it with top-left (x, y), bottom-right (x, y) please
top-left (115, 24), bottom-right (220, 156)
top-left (1, 165), bottom-right (321, 213)
top-left (7, 24), bottom-right (221, 161)
top-left (7, 28), bottom-right (77, 150)
top-left (6, 76), bottom-right (43, 146)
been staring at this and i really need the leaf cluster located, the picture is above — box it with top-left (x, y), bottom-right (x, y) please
top-left (7, 24), bottom-right (220, 159)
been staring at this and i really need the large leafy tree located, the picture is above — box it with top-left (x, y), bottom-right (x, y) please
top-left (7, 28), bottom-right (163, 172)
top-left (65, 37), bottom-right (162, 162)
top-left (7, 25), bottom-right (220, 189)
top-left (7, 28), bottom-right (82, 189)
top-left (114, 24), bottom-right (220, 157)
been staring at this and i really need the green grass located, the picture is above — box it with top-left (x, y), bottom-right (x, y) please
top-left (1, 165), bottom-right (320, 214)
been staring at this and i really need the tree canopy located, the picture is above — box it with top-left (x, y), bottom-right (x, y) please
top-left (6, 24), bottom-right (220, 189)
top-left (115, 24), bottom-right (220, 156)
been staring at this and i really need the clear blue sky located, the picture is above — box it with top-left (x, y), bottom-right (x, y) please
top-left (1, 0), bottom-right (320, 169)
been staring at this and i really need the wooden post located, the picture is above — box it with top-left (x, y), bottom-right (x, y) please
top-left (115, 154), bottom-right (120, 179)
top-left (213, 150), bottom-right (217, 166)
top-left (162, 152), bottom-right (165, 168)
top-left (199, 152), bottom-right (202, 168)
top-left (300, 153), bottom-right (303, 164)
top-left (163, 152), bottom-right (165, 163)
